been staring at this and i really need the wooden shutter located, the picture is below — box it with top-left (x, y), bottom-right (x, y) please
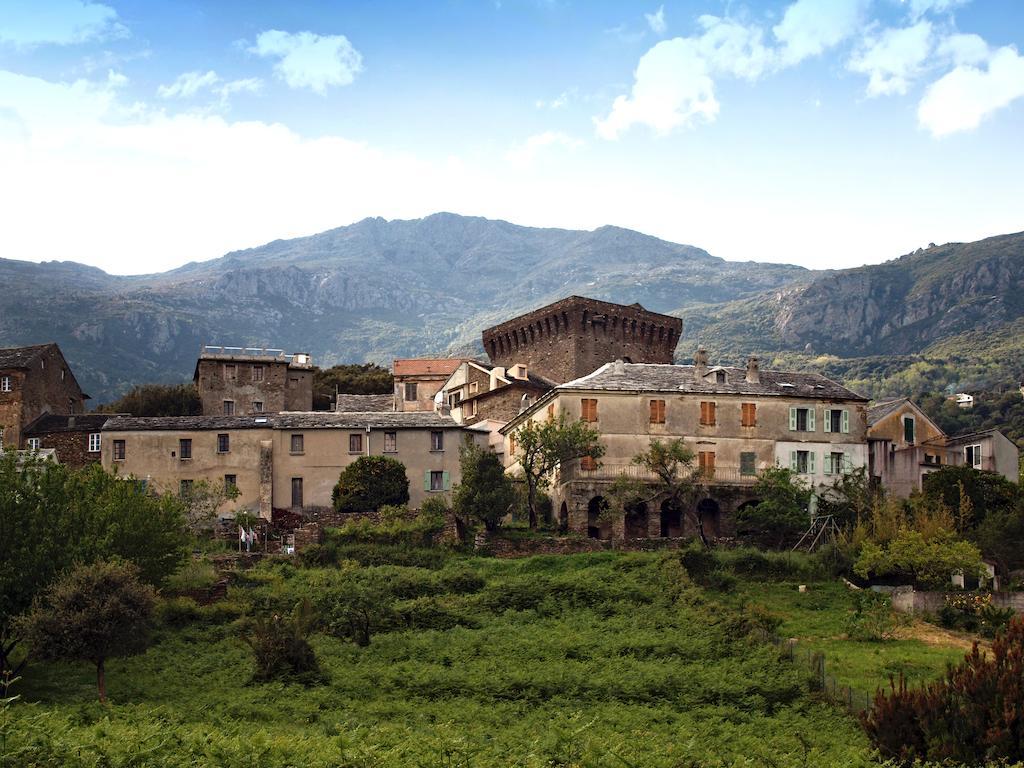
top-left (700, 401), bottom-right (716, 426)
top-left (741, 403), bottom-right (756, 427)
top-left (650, 399), bottom-right (665, 424)
top-left (547, 404), bottom-right (555, 419)
top-left (443, 471), bottom-right (450, 491)
top-left (808, 452), bottom-right (816, 474)
top-left (423, 471), bottom-right (431, 491)
top-left (790, 450), bottom-right (798, 471)
top-left (841, 409), bottom-right (850, 434)
top-left (789, 407), bottom-right (797, 431)
top-left (807, 409), bottom-right (816, 432)
top-left (581, 455), bottom-right (596, 471)
top-left (823, 410), bottom-right (832, 433)
top-left (581, 398), bottom-right (598, 422)
top-left (824, 453), bottom-right (832, 476)
top-left (508, 434), bottom-right (516, 456)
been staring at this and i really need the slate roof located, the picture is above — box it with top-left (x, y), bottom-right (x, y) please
top-left (866, 399), bottom-right (909, 427)
top-left (0, 343), bottom-right (55, 369)
top-left (335, 393), bottom-right (393, 412)
top-left (24, 413), bottom-right (120, 435)
top-left (103, 412), bottom-right (462, 431)
top-left (560, 362), bottom-right (867, 401)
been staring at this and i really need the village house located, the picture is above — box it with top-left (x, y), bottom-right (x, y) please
top-left (101, 411), bottom-right (480, 519)
top-left (946, 428), bottom-right (1020, 482)
top-left (393, 358), bottom-right (469, 412)
top-left (22, 413), bottom-right (119, 468)
top-left (502, 352), bottom-right (869, 541)
top-left (193, 345), bottom-right (313, 416)
top-left (0, 343), bottom-right (89, 451)
top-left (438, 359), bottom-right (554, 425)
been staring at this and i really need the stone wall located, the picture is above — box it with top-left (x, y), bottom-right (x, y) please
top-left (31, 429), bottom-right (101, 468)
top-left (891, 587), bottom-right (1024, 614)
top-left (1, 346), bottom-right (86, 449)
top-left (196, 358), bottom-right (312, 415)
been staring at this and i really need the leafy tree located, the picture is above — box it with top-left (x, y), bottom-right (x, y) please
top-left (606, 439), bottom-right (705, 545)
top-left (0, 455), bottom-right (188, 678)
top-left (96, 382), bottom-right (201, 416)
top-left (817, 466), bottom-right (877, 530)
top-left (321, 576), bottom-right (396, 647)
top-left (922, 464), bottom-right (1021, 530)
top-left (175, 478), bottom-right (240, 535)
top-left (854, 528), bottom-right (982, 589)
top-left (975, 506), bottom-right (1024, 576)
top-left (243, 598), bottom-right (321, 683)
top-left (735, 467), bottom-right (812, 548)
top-left (18, 561), bottom-right (156, 702)
top-left (511, 413), bottom-right (604, 529)
top-left (312, 363), bottom-right (393, 410)
top-left (332, 456), bottom-right (410, 514)
top-left (452, 442), bottom-right (515, 532)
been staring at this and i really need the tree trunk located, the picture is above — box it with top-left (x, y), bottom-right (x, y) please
top-left (96, 658), bottom-right (107, 703)
top-left (527, 480), bottom-right (538, 530)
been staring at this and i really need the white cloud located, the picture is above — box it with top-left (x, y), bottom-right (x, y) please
top-left (595, 15), bottom-right (772, 139)
top-left (918, 45), bottom-right (1024, 136)
top-left (0, 0), bottom-right (126, 47)
top-left (773, 0), bottom-right (869, 66)
top-left (936, 32), bottom-right (988, 66)
top-left (218, 78), bottom-right (262, 99)
top-left (848, 21), bottom-right (933, 96)
top-left (903, 0), bottom-right (970, 20)
top-left (645, 6), bottom-right (667, 36)
top-left (536, 89), bottom-right (573, 109)
top-left (158, 70), bottom-right (220, 99)
top-left (248, 30), bottom-right (363, 93)
top-left (506, 131), bottom-right (583, 165)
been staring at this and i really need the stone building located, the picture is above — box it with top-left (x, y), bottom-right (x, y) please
top-left (193, 346), bottom-right (313, 416)
top-left (946, 429), bottom-right (1019, 482)
top-left (22, 413), bottom-right (117, 468)
top-left (501, 354), bottom-right (869, 541)
top-left (101, 411), bottom-right (479, 518)
top-left (393, 358), bottom-right (468, 412)
top-left (0, 343), bottom-right (89, 450)
top-left (482, 296), bottom-right (682, 384)
top-left (439, 359), bottom-right (554, 426)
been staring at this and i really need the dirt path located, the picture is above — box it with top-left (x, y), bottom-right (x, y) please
top-left (893, 618), bottom-right (991, 654)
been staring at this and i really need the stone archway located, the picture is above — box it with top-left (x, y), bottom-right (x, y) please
top-left (587, 496), bottom-right (611, 540)
top-left (659, 498), bottom-right (683, 538)
top-left (558, 501), bottom-right (569, 533)
top-left (624, 500), bottom-right (649, 539)
top-left (697, 498), bottom-right (722, 538)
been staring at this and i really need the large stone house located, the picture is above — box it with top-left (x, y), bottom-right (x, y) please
top-left (393, 358), bottom-right (469, 412)
top-left (22, 413), bottom-right (117, 468)
top-left (101, 411), bottom-right (479, 518)
top-left (0, 343), bottom-right (89, 450)
top-left (439, 359), bottom-right (554, 426)
top-left (194, 346), bottom-right (313, 416)
top-left (501, 354), bottom-right (869, 540)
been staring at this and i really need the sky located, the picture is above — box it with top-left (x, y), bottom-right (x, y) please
top-left (0, 0), bottom-right (1022, 275)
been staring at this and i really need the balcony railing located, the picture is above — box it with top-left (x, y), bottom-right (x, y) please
top-left (558, 459), bottom-right (761, 485)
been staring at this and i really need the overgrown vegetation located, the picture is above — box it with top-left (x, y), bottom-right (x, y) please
top-left (312, 363), bottom-right (392, 410)
top-left (95, 382), bottom-right (201, 417)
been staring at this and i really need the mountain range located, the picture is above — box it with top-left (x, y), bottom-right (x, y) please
top-left (1, 213), bottom-right (1021, 403)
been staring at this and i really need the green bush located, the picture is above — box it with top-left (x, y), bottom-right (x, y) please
top-left (394, 596), bottom-right (479, 631)
top-left (844, 591), bottom-right (894, 642)
top-left (164, 560), bottom-right (220, 594)
top-left (242, 598), bottom-right (322, 684)
top-left (438, 565), bottom-right (486, 595)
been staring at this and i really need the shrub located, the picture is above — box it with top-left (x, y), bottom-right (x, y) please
top-left (164, 560), bottom-right (219, 595)
top-left (243, 598), bottom-right (322, 684)
top-left (862, 615), bottom-right (1024, 764)
top-left (452, 442), bottom-right (516, 532)
top-left (394, 596), bottom-right (479, 631)
top-left (331, 456), bottom-right (410, 513)
top-left (438, 565), bottom-right (486, 595)
top-left (845, 590), bottom-right (894, 642)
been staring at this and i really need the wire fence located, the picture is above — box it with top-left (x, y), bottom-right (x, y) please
top-left (762, 633), bottom-right (876, 716)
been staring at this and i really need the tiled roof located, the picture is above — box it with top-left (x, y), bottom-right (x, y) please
top-left (867, 399), bottom-right (908, 427)
top-left (0, 343), bottom-right (54, 369)
top-left (104, 411), bottom-right (462, 431)
top-left (393, 358), bottom-right (468, 376)
top-left (24, 413), bottom-right (119, 435)
top-left (559, 362), bottom-right (867, 401)
top-left (335, 393), bottom-right (393, 412)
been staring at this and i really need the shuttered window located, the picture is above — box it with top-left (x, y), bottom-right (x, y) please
top-left (789, 407), bottom-right (815, 432)
top-left (349, 433), bottom-right (363, 453)
top-left (740, 452), bottom-right (756, 476)
top-left (741, 403), bottom-right (756, 427)
top-left (425, 470), bottom-right (450, 491)
top-left (700, 401), bottom-right (716, 426)
top-left (649, 399), bottom-right (666, 424)
top-left (580, 455), bottom-right (597, 471)
top-left (698, 450), bottom-right (716, 477)
top-left (581, 398), bottom-right (598, 422)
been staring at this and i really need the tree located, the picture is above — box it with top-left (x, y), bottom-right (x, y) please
top-left (511, 413), bottom-right (604, 529)
top-left (96, 382), bottom-right (201, 416)
top-left (312, 364), bottom-right (392, 410)
top-left (817, 466), bottom-right (877, 530)
top-left (606, 439), bottom-right (705, 545)
top-left (922, 464), bottom-right (1021, 531)
top-left (243, 598), bottom-right (321, 683)
top-left (176, 478), bottom-right (240, 535)
top-left (19, 561), bottom-right (155, 702)
top-left (854, 529), bottom-right (983, 589)
top-left (974, 506), bottom-right (1024, 577)
top-left (332, 456), bottom-right (410, 513)
top-left (735, 467), bottom-right (812, 548)
top-left (452, 441), bottom-right (516, 532)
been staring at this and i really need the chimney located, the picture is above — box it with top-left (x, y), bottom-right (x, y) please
top-left (613, 358), bottom-right (625, 374)
top-left (745, 356), bottom-right (760, 384)
top-left (694, 347), bottom-right (709, 379)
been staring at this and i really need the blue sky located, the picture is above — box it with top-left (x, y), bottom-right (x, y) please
top-left (1, 0), bottom-right (1022, 274)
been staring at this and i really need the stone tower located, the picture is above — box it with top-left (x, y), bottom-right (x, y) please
top-left (481, 296), bottom-right (681, 384)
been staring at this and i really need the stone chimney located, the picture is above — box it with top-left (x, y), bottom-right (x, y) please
top-left (745, 356), bottom-right (760, 384)
top-left (694, 347), bottom-right (709, 379)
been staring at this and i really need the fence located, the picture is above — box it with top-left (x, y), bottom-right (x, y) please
top-left (763, 633), bottom-right (875, 716)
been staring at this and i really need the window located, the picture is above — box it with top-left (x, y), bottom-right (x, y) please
top-left (224, 474), bottom-right (237, 493)
top-left (252, 401), bottom-right (264, 413)
top-left (698, 450), bottom-right (716, 477)
top-left (903, 415), bottom-right (916, 444)
top-left (290, 434), bottom-right (304, 454)
top-left (0, 375), bottom-right (10, 392)
top-left (580, 455), bottom-right (597, 471)
top-left (790, 450), bottom-right (815, 474)
top-left (88, 433), bottom-right (101, 453)
top-left (789, 407), bottom-right (815, 432)
top-left (715, 370), bottom-right (726, 384)
top-left (431, 431), bottom-right (444, 451)
top-left (740, 452), bottom-right (757, 476)
top-left (465, 400), bottom-right (476, 417)
top-left (427, 470), bottom-right (448, 492)
top-left (649, 399), bottom-right (666, 424)
top-left (384, 431), bottom-right (397, 453)
top-left (965, 444), bottom-right (983, 468)
top-left (825, 451), bottom-right (846, 476)
top-left (113, 439), bottom-right (126, 461)
top-left (824, 409), bottom-right (849, 433)
top-left (291, 477), bottom-right (303, 507)
top-left (217, 433), bottom-right (230, 453)
top-left (224, 364), bottom-right (236, 381)
top-left (179, 479), bottom-right (193, 498)
top-left (508, 433), bottom-right (516, 457)
top-left (223, 400), bottom-right (235, 416)
top-left (179, 438), bottom-right (192, 459)
top-left (404, 382), bottom-right (418, 401)
top-left (349, 433), bottom-right (363, 453)
top-left (252, 365), bottom-right (264, 382)
top-left (580, 398), bottom-right (598, 422)
top-left (27, 437), bottom-right (41, 451)
top-left (699, 401), bottom-right (716, 426)
top-left (469, 381), bottom-right (479, 394)
top-left (741, 403), bottom-right (757, 427)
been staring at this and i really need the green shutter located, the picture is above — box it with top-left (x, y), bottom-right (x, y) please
top-left (841, 409), bottom-right (850, 434)
top-left (843, 453), bottom-right (853, 474)
top-left (807, 409), bottom-right (816, 432)
top-left (809, 494), bottom-right (818, 517)
top-left (808, 452), bottom-right (816, 474)
top-left (789, 407), bottom-right (797, 431)
top-left (790, 450), bottom-right (798, 471)
top-left (442, 471), bottom-right (450, 491)
top-left (423, 471), bottom-right (431, 491)
top-left (823, 453), bottom-right (832, 475)
top-left (823, 410), bottom-right (832, 433)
